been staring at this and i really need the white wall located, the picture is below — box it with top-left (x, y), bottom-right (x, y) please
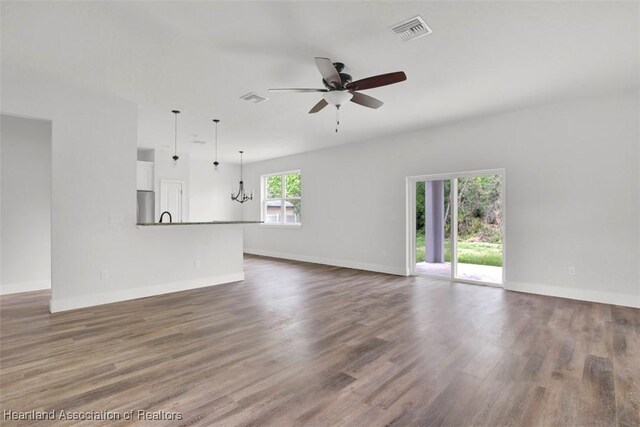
top-left (190, 158), bottom-right (242, 222)
top-left (2, 67), bottom-right (245, 312)
top-left (0, 115), bottom-right (52, 294)
top-left (243, 90), bottom-right (640, 308)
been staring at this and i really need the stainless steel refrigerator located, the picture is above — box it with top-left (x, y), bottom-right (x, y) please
top-left (137, 190), bottom-right (155, 223)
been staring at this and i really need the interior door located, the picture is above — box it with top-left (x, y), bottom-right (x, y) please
top-left (160, 180), bottom-right (183, 222)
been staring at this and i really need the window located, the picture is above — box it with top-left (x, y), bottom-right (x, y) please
top-left (262, 171), bottom-right (301, 225)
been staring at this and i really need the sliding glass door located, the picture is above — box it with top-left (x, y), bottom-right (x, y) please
top-left (411, 170), bottom-right (504, 286)
top-left (453, 175), bottom-right (503, 284)
top-left (415, 180), bottom-right (452, 278)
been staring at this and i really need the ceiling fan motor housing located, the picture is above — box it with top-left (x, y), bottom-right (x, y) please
top-left (322, 63), bottom-right (352, 90)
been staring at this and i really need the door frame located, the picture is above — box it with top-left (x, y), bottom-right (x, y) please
top-left (406, 168), bottom-right (506, 287)
top-left (160, 179), bottom-right (186, 222)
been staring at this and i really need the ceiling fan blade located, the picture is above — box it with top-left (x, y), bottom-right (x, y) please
top-left (314, 57), bottom-right (342, 88)
top-left (269, 88), bottom-right (327, 93)
top-left (346, 71), bottom-right (407, 91)
top-left (308, 98), bottom-right (328, 114)
top-left (349, 92), bottom-right (384, 109)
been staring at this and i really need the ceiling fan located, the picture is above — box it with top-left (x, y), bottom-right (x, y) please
top-left (269, 57), bottom-right (407, 132)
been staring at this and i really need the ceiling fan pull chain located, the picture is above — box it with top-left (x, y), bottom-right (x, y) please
top-left (336, 106), bottom-right (340, 133)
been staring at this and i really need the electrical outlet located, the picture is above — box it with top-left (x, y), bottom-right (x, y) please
top-left (194, 260), bottom-right (201, 269)
top-left (568, 266), bottom-right (576, 276)
top-left (100, 270), bottom-right (109, 280)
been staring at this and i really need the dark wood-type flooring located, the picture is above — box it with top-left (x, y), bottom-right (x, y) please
top-left (1, 255), bottom-right (639, 426)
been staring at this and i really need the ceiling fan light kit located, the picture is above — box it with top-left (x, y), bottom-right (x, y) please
top-left (269, 57), bottom-right (407, 132)
top-left (323, 91), bottom-right (353, 107)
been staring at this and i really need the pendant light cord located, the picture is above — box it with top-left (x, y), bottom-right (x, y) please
top-left (174, 113), bottom-right (178, 157)
top-left (213, 119), bottom-right (220, 167)
top-left (171, 110), bottom-right (180, 162)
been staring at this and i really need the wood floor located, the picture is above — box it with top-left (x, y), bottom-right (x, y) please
top-left (1, 255), bottom-right (639, 426)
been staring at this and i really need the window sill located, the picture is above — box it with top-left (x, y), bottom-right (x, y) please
top-left (260, 223), bottom-right (302, 229)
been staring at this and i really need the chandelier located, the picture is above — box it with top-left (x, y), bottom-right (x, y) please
top-left (231, 150), bottom-right (253, 203)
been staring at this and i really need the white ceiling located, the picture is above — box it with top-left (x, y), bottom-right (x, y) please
top-left (2, 1), bottom-right (638, 163)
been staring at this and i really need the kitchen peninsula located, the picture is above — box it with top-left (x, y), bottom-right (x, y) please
top-left (120, 123), bottom-right (264, 316)
top-left (137, 220), bottom-right (262, 226)
top-left (48, 220), bottom-right (261, 312)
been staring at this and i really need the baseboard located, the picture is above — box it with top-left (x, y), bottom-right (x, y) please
top-left (505, 281), bottom-right (640, 308)
top-left (49, 272), bottom-right (244, 313)
top-left (244, 248), bottom-right (406, 276)
top-left (0, 279), bottom-right (51, 295)
top-left (243, 251), bottom-right (639, 308)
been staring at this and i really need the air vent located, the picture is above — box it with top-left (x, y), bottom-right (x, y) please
top-left (190, 134), bottom-right (207, 145)
top-left (391, 16), bottom-right (432, 41)
top-left (240, 92), bottom-right (269, 104)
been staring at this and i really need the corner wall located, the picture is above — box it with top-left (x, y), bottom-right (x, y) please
top-left (242, 90), bottom-right (640, 308)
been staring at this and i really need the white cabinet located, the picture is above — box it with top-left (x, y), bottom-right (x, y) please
top-left (136, 161), bottom-right (154, 191)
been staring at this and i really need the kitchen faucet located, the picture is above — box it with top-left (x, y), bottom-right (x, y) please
top-left (159, 211), bottom-right (172, 223)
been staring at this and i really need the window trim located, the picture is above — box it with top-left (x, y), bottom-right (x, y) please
top-left (261, 170), bottom-right (302, 227)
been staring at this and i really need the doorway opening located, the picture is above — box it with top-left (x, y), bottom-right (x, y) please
top-left (0, 114), bottom-right (52, 295)
top-left (408, 170), bottom-right (505, 286)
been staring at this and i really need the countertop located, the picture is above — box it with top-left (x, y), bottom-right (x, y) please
top-left (137, 220), bottom-right (263, 226)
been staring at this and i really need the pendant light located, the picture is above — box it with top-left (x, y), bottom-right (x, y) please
top-left (231, 151), bottom-right (253, 203)
top-left (212, 119), bottom-right (220, 170)
top-left (171, 110), bottom-right (180, 163)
